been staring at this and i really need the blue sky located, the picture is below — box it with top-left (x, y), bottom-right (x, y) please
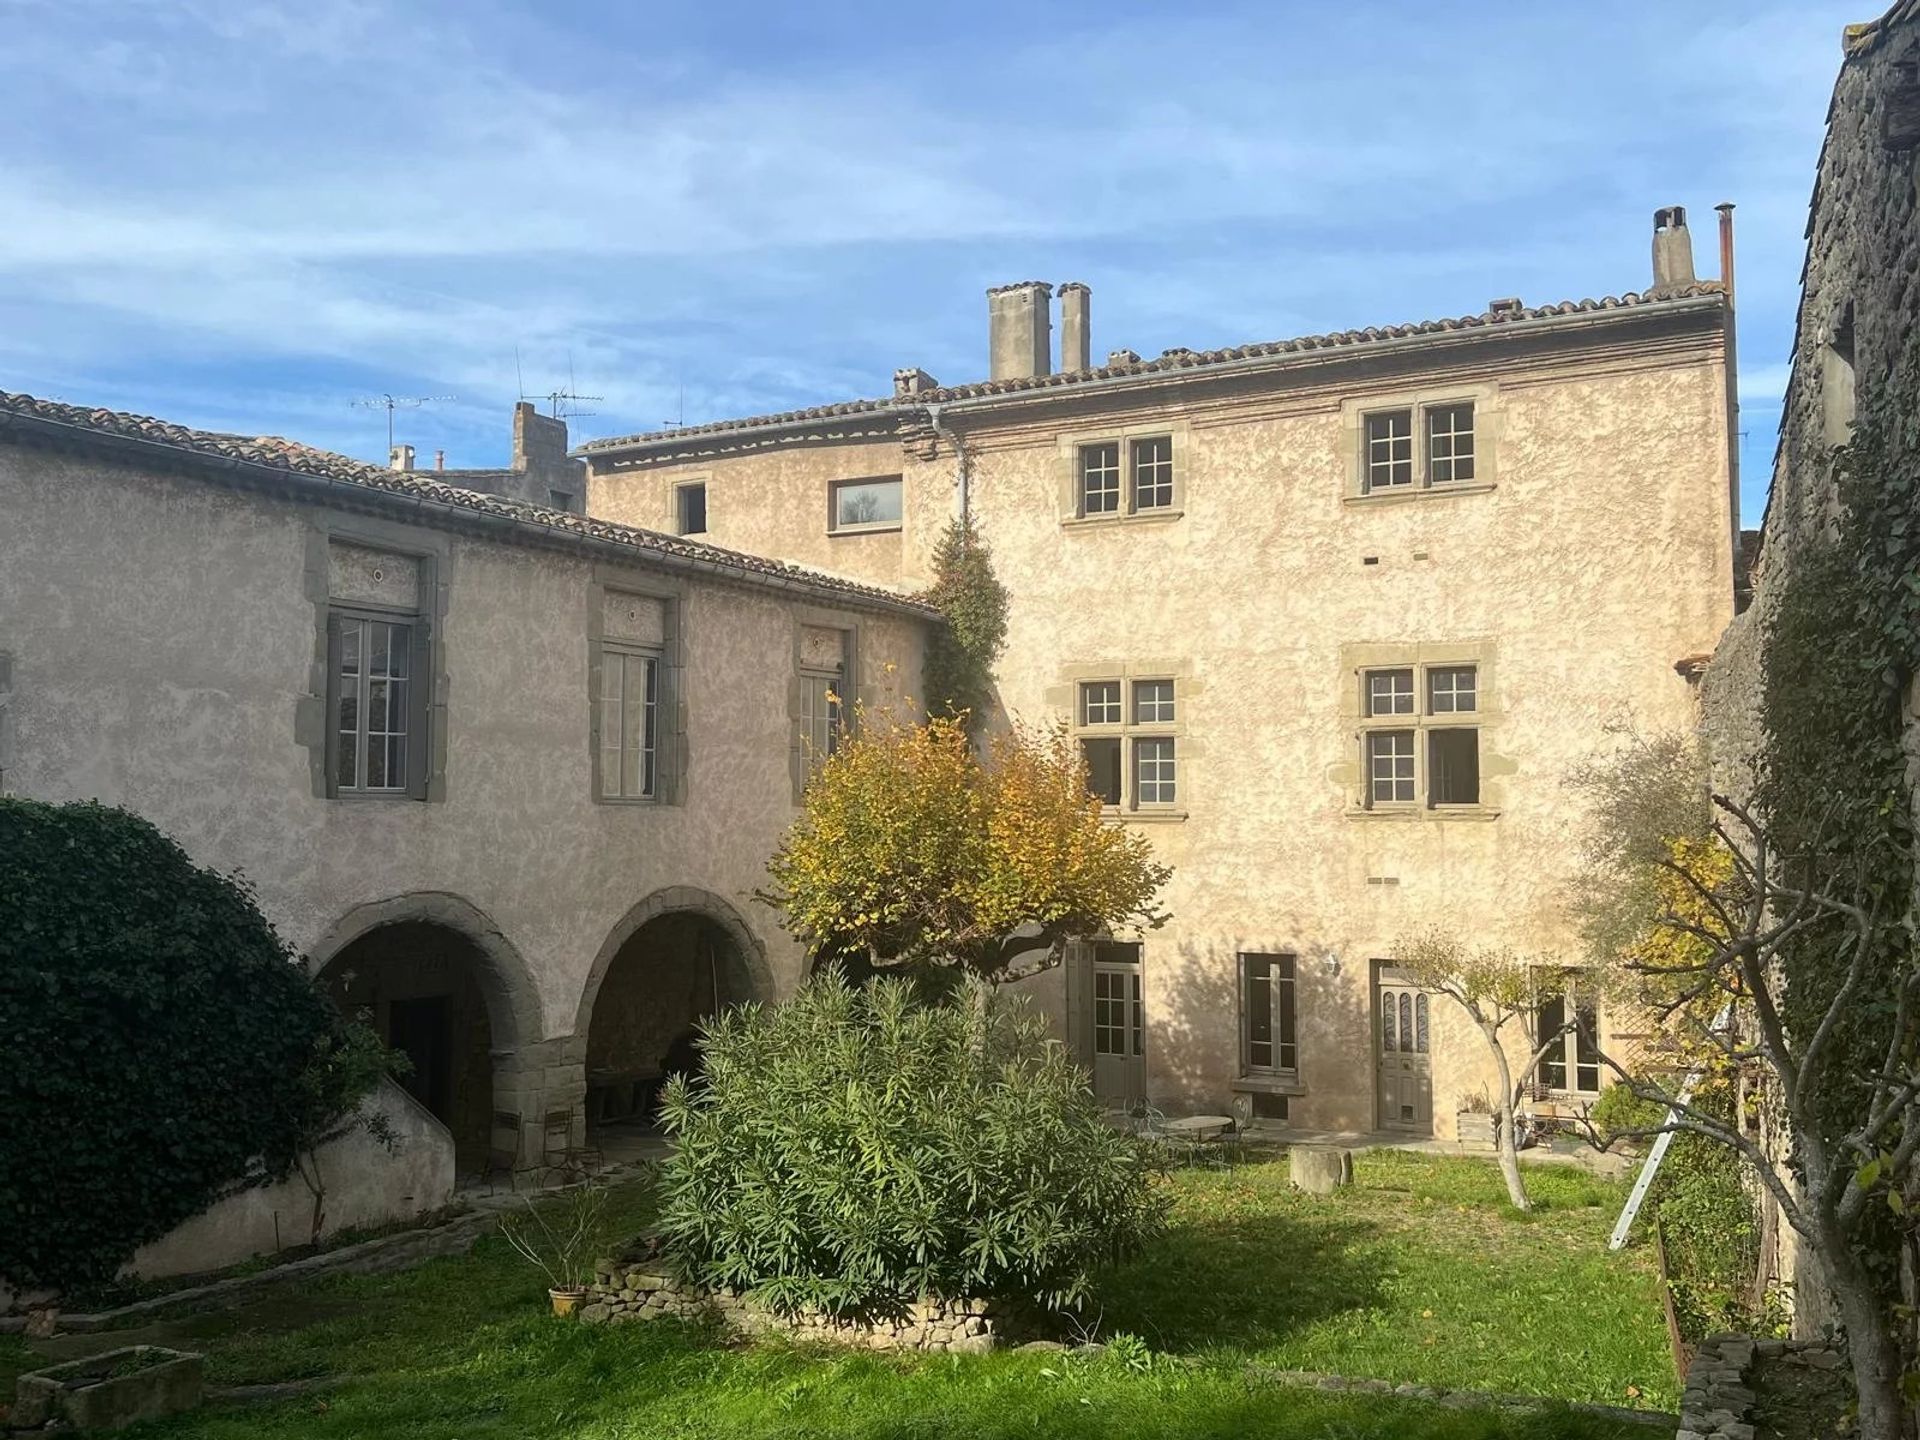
top-left (0, 1), bottom-right (1866, 523)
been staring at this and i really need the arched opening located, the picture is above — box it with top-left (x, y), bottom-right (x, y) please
top-left (316, 920), bottom-right (504, 1175)
top-left (582, 906), bottom-right (759, 1140)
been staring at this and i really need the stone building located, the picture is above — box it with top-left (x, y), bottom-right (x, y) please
top-left (581, 212), bottom-right (1740, 1137)
top-left (1700, 0), bottom-right (1920, 1336)
top-left (0, 392), bottom-right (932, 1173)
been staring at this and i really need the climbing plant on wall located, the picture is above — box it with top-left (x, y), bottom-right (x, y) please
top-left (920, 515), bottom-right (1009, 735)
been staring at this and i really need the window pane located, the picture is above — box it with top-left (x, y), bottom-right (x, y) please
top-left (1132, 679), bottom-right (1175, 724)
top-left (1133, 736), bottom-right (1176, 805)
top-left (1080, 442), bottom-right (1121, 515)
top-left (1277, 955), bottom-right (1298, 1071)
top-left (832, 478), bottom-right (903, 529)
top-left (1427, 402), bottom-right (1475, 485)
top-left (1366, 669), bottom-right (1414, 716)
top-left (1364, 410), bottom-right (1414, 491)
top-left (1538, 991), bottom-right (1568, 1089)
top-left (1428, 728), bottom-right (1480, 806)
top-left (1575, 1000), bottom-right (1600, 1093)
top-left (1243, 955), bottom-right (1273, 1071)
top-left (1428, 666), bottom-right (1477, 714)
top-left (677, 483), bottom-right (707, 536)
top-left (1367, 730), bottom-right (1415, 803)
top-left (1398, 993), bottom-right (1413, 1052)
top-left (1130, 435), bottom-right (1174, 510)
top-left (1080, 737), bottom-right (1122, 806)
top-left (624, 654), bottom-right (649, 798)
top-left (642, 657), bottom-right (659, 798)
top-left (1081, 681), bottom-right (1121, 726)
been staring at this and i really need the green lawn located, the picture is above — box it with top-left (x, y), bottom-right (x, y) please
top-left (0, 1152), bottom-right (1672, 1440)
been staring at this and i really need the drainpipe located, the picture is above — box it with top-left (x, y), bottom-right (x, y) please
top-left (926, 402), bottom-right (969, 527)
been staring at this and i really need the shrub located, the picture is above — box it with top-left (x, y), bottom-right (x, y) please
top-left (0, 799), bottom-right (364, 1292)
top-left (920, 516), bottom-right (1010, 734)
top-left (655, 971), bottom-right (1168, 1316)
top-left (1587, 1082), bottom-right (1666, 1143)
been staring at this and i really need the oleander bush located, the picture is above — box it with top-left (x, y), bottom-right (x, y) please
top-left (655, 970), bottom-right (1167, 1317)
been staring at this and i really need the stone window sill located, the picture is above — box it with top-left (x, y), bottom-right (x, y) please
top-left (828, 524), bottom-right (903, 538)
top-left (1101, 806), bottom-right (1189, 824)
top-left (1343, 481), bottom-right (1496, 508)
top-left (1231, 1075), bottom-right (1306, 1097)
top-left (1343, 804), bottom-right (1500, 823)
top-left (1062, 509), bottom-right (1184, 531)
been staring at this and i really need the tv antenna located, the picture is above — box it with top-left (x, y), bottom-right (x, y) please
top-left (546, 353), bottom-right (602, 421)
top-left (663, 372), bottom-right (685, 429)
top-left (351, 393), bottom-right (455, 455)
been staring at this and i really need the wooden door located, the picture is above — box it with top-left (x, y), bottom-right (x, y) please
top-left (1090, 942), bottom-right (1146, 1109)
top-left (1374, 966), bottom-right (1432, 1133)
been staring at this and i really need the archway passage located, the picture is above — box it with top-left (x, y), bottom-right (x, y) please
top-left (583, 911), bottom-right (755, 1135)
top-left (318, 921), bottom-right (497, 1173)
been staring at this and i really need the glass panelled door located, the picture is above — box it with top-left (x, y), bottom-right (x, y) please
top-left (1375, 965), bottom-right (1433, 1133)
top-left (1091, 942), bottom-right (1145, 1108)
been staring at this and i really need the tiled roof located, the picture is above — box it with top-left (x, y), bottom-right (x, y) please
top-left (580, 283), bottom-right (1726, 455)
top-left (0, 390), bottom-right (937, 618)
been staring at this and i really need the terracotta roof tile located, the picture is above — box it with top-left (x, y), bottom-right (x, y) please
top-left (0, 390), bottom-right (936, 618)
top-left (581, 283), bottom-right (1725, 455)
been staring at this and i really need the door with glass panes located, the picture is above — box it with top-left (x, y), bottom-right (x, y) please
top-left (1374, 965), bottom-right (1433, 1133)
top-left (1089, 942), bottom-right (1145, 1108)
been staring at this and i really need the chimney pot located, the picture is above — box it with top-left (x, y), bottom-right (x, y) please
top-left (434, 449), bottom-right (446, 471)
top-left (1107, 348), bottom-right (1141, 366)
top-left (1488, 297), bottom-right (1524, 318)
top-left (1058, 282), bottom-right (1091, 373)
top-left (389, 444), bottom-right (415, 472)
top-left (1651, 206), bottom-right (1697, 294)
top-left (986, 281), bottom-right (1052, 380)
top-left (893, 367), bottom-right (940, 397)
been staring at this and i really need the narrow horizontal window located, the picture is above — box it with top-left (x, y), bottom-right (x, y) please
top-left (830, 477), bottom-right (902, 531)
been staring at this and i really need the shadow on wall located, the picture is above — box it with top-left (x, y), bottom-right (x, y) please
top-left (1152, 937), bottom-right (1379, 1132)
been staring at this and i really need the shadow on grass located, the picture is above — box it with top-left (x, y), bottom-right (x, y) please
top-left (1091, 1207), bottom-right (1386, 1355)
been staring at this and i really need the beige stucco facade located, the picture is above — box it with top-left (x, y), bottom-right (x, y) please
top-left (585, 272), bottom-right (1737, 1138)
top-left (0, 407), bottom-right (929, 1171)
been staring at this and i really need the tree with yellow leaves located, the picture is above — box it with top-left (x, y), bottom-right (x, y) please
top-left (762, 714), bottom-right (1171, 978)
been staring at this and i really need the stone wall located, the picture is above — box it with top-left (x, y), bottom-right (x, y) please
top-left (1678, 1335), bottom-right (1848, 1440)
top-left (1696, 2), bottom-right (1920, 1343)
top-left (579, 1259), bottom-right (995, 1353)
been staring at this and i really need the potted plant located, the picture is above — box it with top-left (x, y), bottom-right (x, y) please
top-left (499, 1185), bottom-right (614, 1316)
top-left (1455, 1088), bottom-right (1497, 1151)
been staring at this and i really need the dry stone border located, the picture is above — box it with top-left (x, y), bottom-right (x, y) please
top-left (1678, 1334), bottom-right (1847, 1440)
top-left (579, 1261), bottom-right (996, 1353)
top-left (1242, 1364), bottom-right (1675, 1430)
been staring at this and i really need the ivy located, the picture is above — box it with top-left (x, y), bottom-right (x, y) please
top-left (0, 799), bottom-right (371, 1292)
top-left (920, 516), bottom-right (1010, 734)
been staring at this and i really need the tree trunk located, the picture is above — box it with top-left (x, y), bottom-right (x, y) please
top-left (1485, 1027), bottom-right (1531, 1212)
top-left (1824, 1232), bottom-right (1909, 1440)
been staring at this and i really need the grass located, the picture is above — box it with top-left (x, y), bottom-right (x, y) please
top-left (0, 1153), bottom-right (1672, 1439)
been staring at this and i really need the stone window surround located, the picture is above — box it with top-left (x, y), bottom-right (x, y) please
top-left (1531, 966), bottom-right (1604, 1100)
top-left (670, 475), bottom-right (712, 536)
top-left (587, 569), bottom-right (689, 807)
top-left (1054, 417), bottom-right (1191, 528)
top-left (1053, 660), bottom-right (1198, 823)
top-left (1331, 640), bottom-right (1507, 822)
top-left (299, 519), bottom-right (450, 803)
top-left (1236, 949), bottom-right (1302, 1088)
top-left (826, 474), bottom-right (905, 537)
top-left (786, 607), bottom-right (861, 804)
top-left (1340, 381), bottom-right (1501, 505)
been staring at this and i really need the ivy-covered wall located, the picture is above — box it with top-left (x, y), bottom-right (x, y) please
top-left (1701, 3), bottom-right (1920, 1340)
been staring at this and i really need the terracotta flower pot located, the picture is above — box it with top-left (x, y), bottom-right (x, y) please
top-left (549, 1288), bottom-right (588, 1318)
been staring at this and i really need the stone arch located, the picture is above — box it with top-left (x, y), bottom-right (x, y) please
top-left (574, 887), bottom-right (773, 1133)
top-left (574, 886), bottom-right (772, 1040)
top-left (308, 890), bottom-right (545, 1050)
top-left (308, 891), bottom-right (546, 1172)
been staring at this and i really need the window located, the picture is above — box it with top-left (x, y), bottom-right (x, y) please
top-left (598, 646), bottom-right (658, 800)
top-left (1535, 973), bottom-right (1601, 1095)
top-left (675, 482), bottom-right (707, 536)
top-left (1130, 435), bottom-right (1175, 511)
top-left (830, 476), bottom-right (903, 533)
top-left (1092, 941), bottom-right (1144, 1061)
top-left (548, 488), bottom-right (576, 512)
top-left (800, 669), bottom-right (843, 763)
top-left (1078, 442), bottom-right (1121, 516)
top-left (1358, 662), bottom-right (1480, 808)
top-left (1362, 401), bottom-right (1476, 494)
top-left (1073, 675), bottom-right (1179, 811)
top-left (329, 612), bottom-right (415, 795)
top-left (1239, 953), bottom-right (1298, 1077)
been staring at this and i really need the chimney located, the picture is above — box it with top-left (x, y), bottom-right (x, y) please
top-left (389, 444), bottom-right (415, 472)
top-left (987, 281), bottom-right (1052, 380)
top-left (1651, 206), bottom-right (1697, 294)
top-left (1058, 282), bottom-right (1091, 373)
top-left (893, 367), bottom-right (940, 397)
top-left (1107, 348), bottom-right (1141, 366)
top-left (434, 449), bottom-right (446, 471)
top-left (1488, 297), bottom-right (1524, 318)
